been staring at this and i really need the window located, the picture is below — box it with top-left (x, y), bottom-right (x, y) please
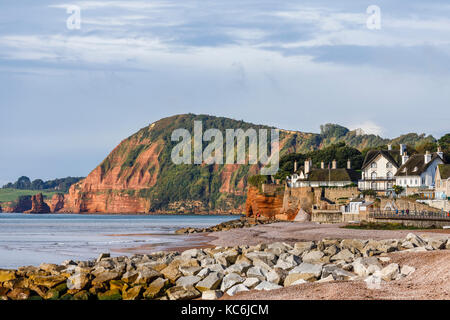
top-left (387, 171), bottom-right (393, 179)
top-left (371, 163), bottom-right (377, 168)
top-left (415, 179), bottom-right (418, 185)
top-left (371, 172), bottom-right (377, 179)
top-left (371, 182), bottom-right (377, 190)
top-left (386, 163), bottom-right (392, 168)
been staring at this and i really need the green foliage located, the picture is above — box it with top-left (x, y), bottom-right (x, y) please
top-left (274, 142), bottom-right (363, 180)
top-left (393, 185), bottom-right (404, 195)
top-left (0, 189), bottom-right (59, 203)
top-left (2, 177), bottom-right (84, 193)
top-left (248, 175), bottom-right (269, 190)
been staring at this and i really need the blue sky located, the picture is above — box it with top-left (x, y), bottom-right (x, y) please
top-left (1, 0), bottom-right (450, 184)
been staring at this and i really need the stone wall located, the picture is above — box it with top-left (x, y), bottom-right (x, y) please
top-left (311, 210), bottom-right (342, 223)
top-left (323, 187), bottom-right (359, 202)
top-left (372, 218), bottom-right (450, 228)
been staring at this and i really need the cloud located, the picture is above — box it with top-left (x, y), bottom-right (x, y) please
top-left (348, 121), bottom-right (384, 136)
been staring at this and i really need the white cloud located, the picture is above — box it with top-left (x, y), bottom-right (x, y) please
top-left (49, 1), bottom-right (176, 11)
top-left (349, 121), bottom-right (384, 136)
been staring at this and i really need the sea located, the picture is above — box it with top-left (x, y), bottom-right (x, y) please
top-left (0, 213), bottom-right (238, 269)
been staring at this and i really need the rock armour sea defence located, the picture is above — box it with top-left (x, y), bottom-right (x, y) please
top-left (1, 233), bottom-right (448, 300)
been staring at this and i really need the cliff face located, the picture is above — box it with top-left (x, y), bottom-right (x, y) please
top-left (24, 193), bottom-right (51, 214)
top-left (57, 114), bottom-right (435, 214)
top-left (2, 196), bottom-right (32, 213)
top-left (245, 186), bottom-right (284, 219)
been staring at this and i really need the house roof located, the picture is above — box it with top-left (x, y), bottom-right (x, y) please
top-left (303, 168), bottom-right (361, 182)
top-left (395, 153), bottom-right (442, 177)
top-left (438, 164), bottom-right (450, 179)
top-left (361, 150), bottom-right (400, 170)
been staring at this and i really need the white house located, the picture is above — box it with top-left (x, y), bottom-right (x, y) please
top-left (358, 144), bottom-right (401, 194)
top-left (394, 149), bottom-right (444, 189)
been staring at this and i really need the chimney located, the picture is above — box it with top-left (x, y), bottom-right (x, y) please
top-left (402, 152), bottom-right (409, 165)
top-left (294, 161), bottom-right (297, 173)
top-left (437, 146), bottom-right (444, 159)
top-left (347, 159), bottom-right (351, 169)
top-left (387, 144), bottom-right (392, 151)
top-left (304, 159), bottom-right (311, 174)
top-left (399, 144), bottom-right (406, 156)
top-left (424, 150), bottom-right (432, 164)
top-left (321, 161), bottom-right (325, 169)
top-left (332, 159), bottom-right (337, 170)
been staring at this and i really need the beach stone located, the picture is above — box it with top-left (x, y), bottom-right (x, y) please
top-left (317, 275), bottom-right (334, 283)
top-left (401, 241), bottom-right (415, 249)
top-left (340, 239), bottom-right (367, 252)
top-left (92, 271), bottom-right (121, 286)
top-left (197, 268), bottom-right (211, 278)
top-left (290, 279), bottom-right (308, 285)
top-left (332, 268), bottom-right (356, 281)
top-left (254, 281), bottom-right (283, 291)
top-left (96, 253), bottom-right (110, 263)
top-left (364, 274), bottom-right (384, 289)
top-left (400, 265), bottom-right (416, 276)
top-left (403, 247), bottom-right (427, 253)
top-left (123, 285), bottom-right (143, 300)
top-left (286, 263), bottom-right (322, 284)
top-left (195, 272), bottom-right (223, 292)
top-left (109, 280), bottom-right (125, 291)
top-left (176, 275), bottom-right (202, 288)
top-left (302, 251), bottom-right (324, 263)
top-left (235, 255), bottom-right (252, 265)
top-left (200, 257), bottom-right (216, 267)
top-left (39, 263), bottom-right (65, 274)
top-left (179, 266), bottom-right (202, 276)
top-left (44, 283), bottom-right (68, 300)
top-left (242, 277), bottom-right (260, 289)
top-left (134, 268), bottom-right (161, 285)
top-left (220, 273), bottom-right (245, 292)
top-left (352, 257), bottom-right (381, 277)
top-left (379, 257), bottom-right (391, 263)
top-left (161, 264), bottom-right (182, 283)
top-left (121, 270), bottom-right (139, 283)
top-left (98, 289), bottom-right (122, 300)
top-left (321, 264), bottom-right (339, 278)
top-left (67, 272), bottom-right (91, 290)
top-left (7, 288), bottom-right (30, 300)
top-left (214, 249), bottom-right (239, 265)
top-left (378, 239), bottom-right (399, 253)
top-left (275, 254), bottom-right (301, 270)
top-left (246, 267), bottom-right (266, 281)
top-left (266, 268), bottom-right (287, 285)
top-left (226, 284), bottom-right (249, 296)
top-left (30, 275), bottom-right (67, 288)
top-left (225, 263), bottom-right (251, 275)
top-left (428, 239), bottom-right (446, 250)
top-left (323, 245), bottom-right (339, 256)
top-left (244, 251), bottom-right (277, 265)
top-left (266, 242), bottom-right (292, 255)
top-left (205, 264), bottom-right (226, 274)
top-left (202, 290), bottom-right (223, 300)
top-left (0, 270), bottom-right (16, 282)
top-left (143, 278), bottom-right (168, 299)
top-left (377, 263), bottom-right (400, 281)
top-left (166, 285), bottom-right (201, 300)
top-left (72, 290), bottom-right (91, 300)
top-left (405, 233), bottom-right (427, 247)
top-left (252, 258), bottom-right (274, 272)
top-left (330, 249), bottom-right (354, 263)
top-left (181, 249), bottom-right (205, 259)
top-left (294, 241), bottom-right (315, 253)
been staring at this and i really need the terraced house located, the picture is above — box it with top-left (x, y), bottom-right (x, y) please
top-left (287, 159), bottom-right (360, 188)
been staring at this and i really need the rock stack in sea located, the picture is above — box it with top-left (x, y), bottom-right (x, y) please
top-left (175, 218), bottom-right (276, 234)
top-left (1, 233), bottom-right (449, 300)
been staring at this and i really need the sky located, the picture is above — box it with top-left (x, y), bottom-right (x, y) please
top-left (1, 0), bottom-right (450, 185)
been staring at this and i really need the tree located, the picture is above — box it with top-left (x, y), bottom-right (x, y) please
top-left (16, 176), bottom-right (31, 189)
top-left (393, 185), bottom-right (404, 196)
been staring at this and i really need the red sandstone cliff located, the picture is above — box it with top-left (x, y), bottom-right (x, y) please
top-left (24, 193), bottom-right (51, 214)
top-left (245, 186), bottom-right (284, 219)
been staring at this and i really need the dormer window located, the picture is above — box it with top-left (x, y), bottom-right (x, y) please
top-left (413, 166), bottom-right (418, 172)
top-left (371, 163), bottom-right (377, 168)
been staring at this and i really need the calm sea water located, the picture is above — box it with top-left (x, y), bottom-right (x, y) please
top-left (0, 213), bottom-right (238, 269)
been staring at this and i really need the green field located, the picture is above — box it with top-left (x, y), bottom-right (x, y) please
top-left (0, 188), bottom-right (59, 203)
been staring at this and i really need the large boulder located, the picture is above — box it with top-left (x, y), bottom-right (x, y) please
top-left (166, 286), bottom-right (201, 300)
top-left (330, 249), bottom-right (354, 263)
top-left (176, 276), bottom-right (202, 288)
top-left (302, 251), bottom-right (325, 263)
top-left (226, 284), bottom-right (249, 296)
top-left (143, 278), bottom-right (168, 299)
top-left (220, 273), bottom-right (244, 292)
top-left (254, 281), bottom-right (283, 291)
top-left (284, 263), bottom-right (322, 285)
top-left (376, 263), bottom-right (400, 281)
top-left (195, 272), bottom-right (223, 292)
top-left (352, 257), bottom-right (381, 277)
